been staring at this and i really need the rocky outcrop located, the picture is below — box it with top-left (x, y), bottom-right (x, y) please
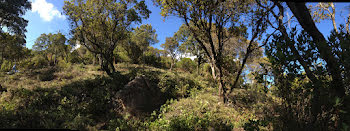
top-left (115, 75), bottom-right (164, 117)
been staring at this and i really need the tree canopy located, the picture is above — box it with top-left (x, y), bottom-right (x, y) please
top-left (63, 0), bottom-right (151, 76)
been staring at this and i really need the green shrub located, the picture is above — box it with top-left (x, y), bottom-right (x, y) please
top-left (37, 68), bottom-right (56, 81)
top-left (32, 56), bottom-right (49, 69)
top-left (147, 91), bottom-right (256, 130)
top-left (143, 52), bottom-right (162, 68)
top-left (57, 59), bottom-right (71, 69)
top-left (1, 60), bottom-right (13, 72)
top-left (176, 58), bottom-right (196, 73)
top-left (158, 72), bottom-right (201, 99)
top-left (160, 56), bottom-right (172, 69)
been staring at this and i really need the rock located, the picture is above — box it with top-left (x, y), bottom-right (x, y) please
top-left (115, 75), bottom-right (164, 117)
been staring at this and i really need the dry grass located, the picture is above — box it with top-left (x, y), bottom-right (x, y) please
top-left (0, 64), bottom-right (105, 90)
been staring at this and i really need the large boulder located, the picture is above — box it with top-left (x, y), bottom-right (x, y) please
top-left (115, 75), bottom-right (164, 117)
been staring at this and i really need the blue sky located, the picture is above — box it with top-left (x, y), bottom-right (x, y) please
top-left (23, 0), bottom-right (183, 49)
top-left (23, 1), bottom-right (349, 50)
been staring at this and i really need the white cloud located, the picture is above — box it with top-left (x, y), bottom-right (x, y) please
top-left (31, 0), bottom-right (66, 22)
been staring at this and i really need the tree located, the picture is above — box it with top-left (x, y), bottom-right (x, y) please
top-left (161, 37), bottom-right (179, 71)
top-left (33, 33), bottom-right (68, 66)
top-left (0, 0), bottom-right (31, 36)
top-left (176, 58), bottom-right (196, 73)
top-left (0, 33), bottom-right (26, 62)
top-left (63, 0), bottom-right (150, 77)
top-left (176, 24), bottom-right (205, 74)
top-left (287, 3), bottom-right (348, 129)
top-left (123, 24), bottom-right (158, 64)
top-left (308, 2), bottom-right (338, 33)
top-left (155, 0), bottom-right (256, 103)
top-left (155, 0), bottom-right (271, 103)
top-left (255, 1), bottom-right (349, 129)
top-left (0, 0), bottom-right (31, 64)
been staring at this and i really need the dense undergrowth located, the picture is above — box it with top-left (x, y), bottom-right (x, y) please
top-left (0, 64), bottom-right (280, 130)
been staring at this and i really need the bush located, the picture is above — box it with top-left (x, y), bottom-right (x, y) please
top-left (1, 60), bottom-right (12, 72)
top-left (160, 56), bottom-right (172, 69)
top-left (147, 90), bottom-right (256, 130)
top-left (37, 68), bottom-right (56, 81)
top-left (143, 52), bottom-right (162, 68)
top-left (32, 55), bottom-right (49, 69)
top-left (57, 59), bottom-right (72, 69)
top-left (158, 72), bottom-right (201, 99)
top-left (0, 74), bottom-right (126, 129)
top-left (176, 58), bottom-right (196, 73)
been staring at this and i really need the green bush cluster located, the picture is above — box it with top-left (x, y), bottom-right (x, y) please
top-left (0, 74), bottom-right (128, 130)
top-left (158, 72), bottom-right (202, 99)
top-left (0, 60), bottom-right (13, 72)
top-left (176, 58), bottom-right (196, 73)
top-left (146, 90), bottom-right (257, 130)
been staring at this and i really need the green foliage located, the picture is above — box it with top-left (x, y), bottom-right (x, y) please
top-left (0, 72), bottom-right (127, 129)
top-left (243, 119), bottom-right (269, 131)
top-left (33, 33), bottom-right (69, 66)
top-left (57, 59), bottom-right (72, 69)
top-left (161, 37), bottom-right (179, 70)
top-left (266, 26), bottom-right (350, 130)
top-left (0, 33), bottom-right (27, 63)
top-left (147, 90), bottom-right (257, 130)
top-left (63, 0), bottom-right (151, 76)
top-left (1, 60), bottom-right (13, 72)
top-left (176, 58), bottom-right (196, 73)
top-left (0, 0), bottom-right (31, 36)
top-left (37, 68), bottom-right (56, 81)
top-left (122, 24), bottom-right (159, 64)
top-left (158, 72), bottom-right (202, 98)
top-left (160, 56), bottom-right (172, 69)
top-left (143, 47), bottom-right (162, 68)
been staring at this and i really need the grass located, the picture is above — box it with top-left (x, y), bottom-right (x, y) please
top-left (0, 63), bottom-right (282, 130)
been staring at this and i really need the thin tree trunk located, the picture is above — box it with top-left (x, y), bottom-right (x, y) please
top-left (346, 15), bottom-right (350, 34)
top-left (330, 3), bottom-right (338, 33)
top-left (170, 58), bottom-right (174, 71)
top-left (197, 55), bottom-right (202, 75)
top-left (209, 59), bottom-right (217, 80)
top-left (217, 61), bottom-right (227, 103)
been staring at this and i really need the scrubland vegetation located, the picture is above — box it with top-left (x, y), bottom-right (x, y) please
top-left (1, 0), bottom-right (350, 130)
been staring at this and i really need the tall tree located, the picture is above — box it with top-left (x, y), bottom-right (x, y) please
top-left (161, 37), bottom-right (179, 71)
top-left (63, 0), bottom-right (150, 77)
top-left (256, 1), bottom-right (349, 129)
top-left (123, 24), bottom-right (158, 64)
top-left (33, 33), bottom-right (68, 66)
top-left (0, 33), bottom-right (26, 62)
top-left (287, 2), bottom-right (348, 129)
top-left (0, 0), bottom-right (31, 64)
top-left (0, 0), bottom-right (31, 36)
top-left (176, 24), bottom-right (205, 74)
top-left (155, 0), bottom-right (258, 103)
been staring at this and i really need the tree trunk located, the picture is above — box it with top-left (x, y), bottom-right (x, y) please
top-left (330, 3), bottom-right (338, 33)
top-left (101, 55), bottom-right (116, 77)
top-left (287, 2), bottom-right (345, 129)
top-left (209, 57), bottom-right (217, 80)
top-left (346, 15), bottom-right (350, 34)
top-left (99, 54), bottom-right (102, 66)
top-left (170, 58), bottom-right (174, 71)
top-left (217, 62), bottom-right (227, 103)
top-left (197, 55), bottom-right (202, 75)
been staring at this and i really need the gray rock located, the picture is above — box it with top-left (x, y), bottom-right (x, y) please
top-left (115, 75), bottom-right (164, 117)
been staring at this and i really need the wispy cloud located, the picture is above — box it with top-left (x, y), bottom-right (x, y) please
top-left (31, 0), bottom-right (66, 22)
